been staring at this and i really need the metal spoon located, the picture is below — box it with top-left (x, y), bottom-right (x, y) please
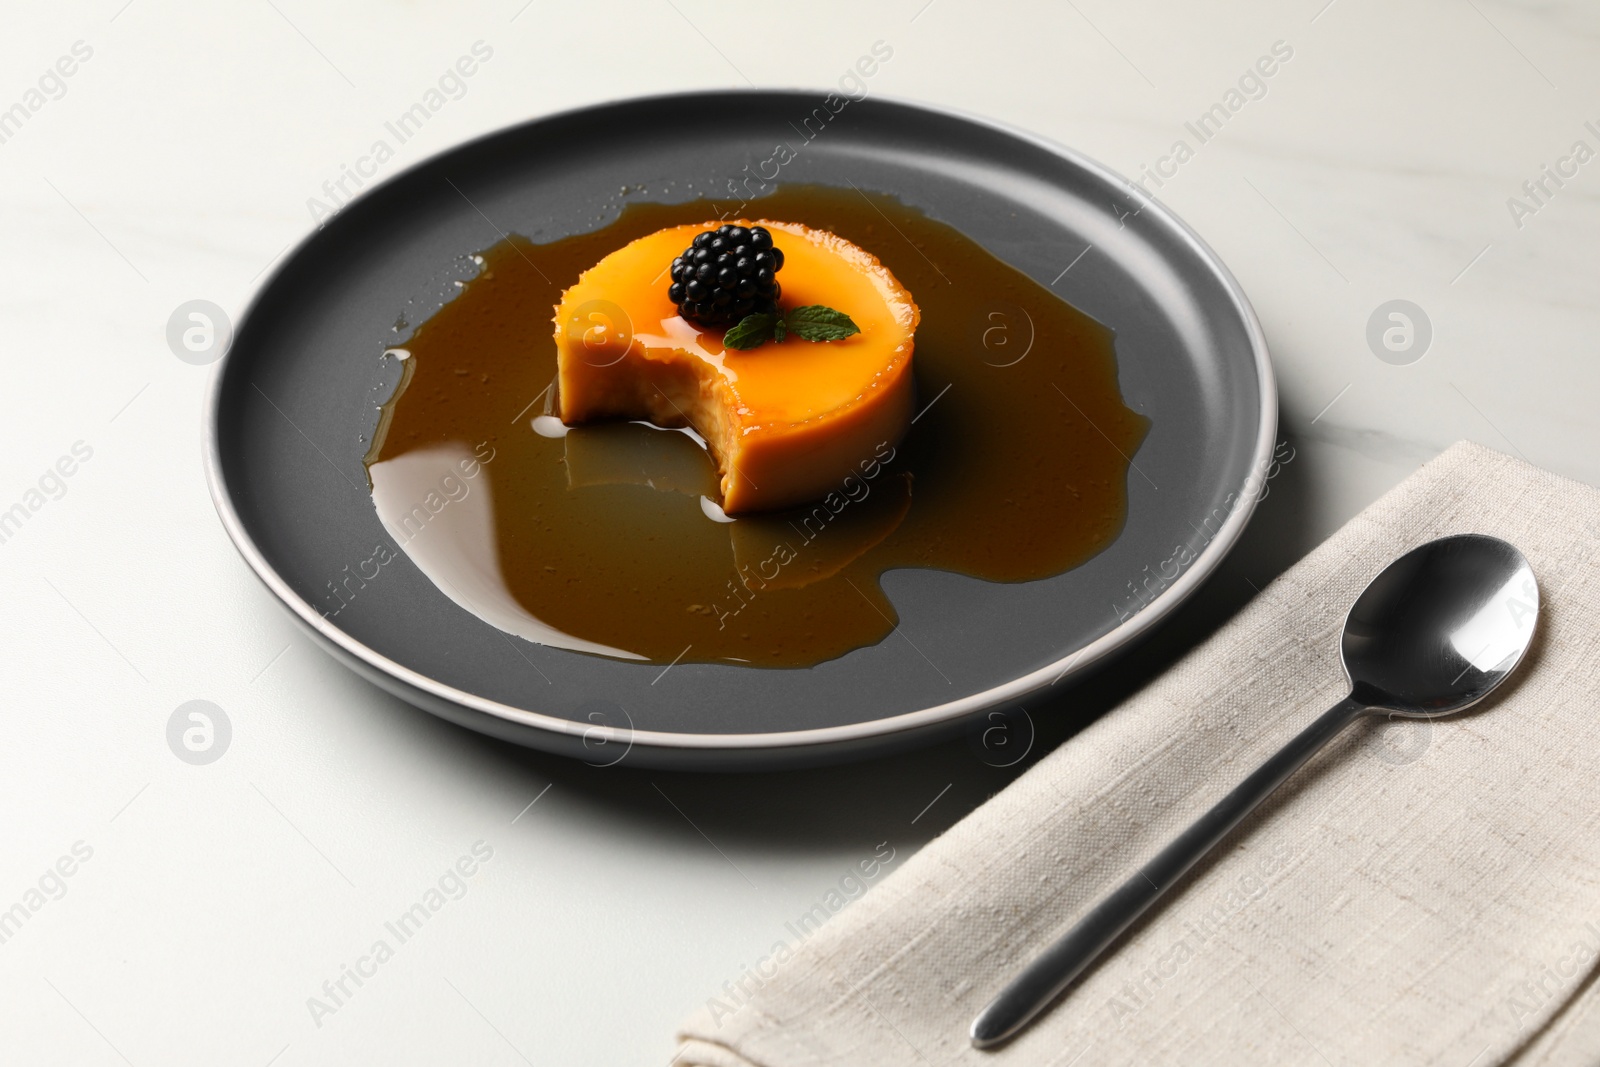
top-left (971, 533), bottom-right (1539, 1050)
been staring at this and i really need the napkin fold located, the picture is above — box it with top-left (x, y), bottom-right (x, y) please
top-left (674, 441), bottom-right (1600, 1067)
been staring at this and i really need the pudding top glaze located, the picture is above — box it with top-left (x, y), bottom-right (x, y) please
top-left (364, 184), bottom-right (1149, 667)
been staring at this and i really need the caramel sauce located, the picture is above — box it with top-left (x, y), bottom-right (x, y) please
top-left (364, 185), bottom-right (1149, 667)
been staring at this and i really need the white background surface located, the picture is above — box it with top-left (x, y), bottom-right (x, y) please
top-left (3, 1), bottom-right (1596, 1063)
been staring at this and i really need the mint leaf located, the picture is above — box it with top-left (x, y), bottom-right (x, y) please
top-left (785, 305), bottom-right (861, 342)
top-left (723, 313), bottom-right (777, 351)
top-left (723, 306), bottom-right (858, 351)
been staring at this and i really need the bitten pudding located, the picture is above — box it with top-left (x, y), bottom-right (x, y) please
top-left (553, 220), bottom-right (920, 513)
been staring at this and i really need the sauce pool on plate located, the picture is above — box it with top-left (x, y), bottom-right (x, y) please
top-left (364, 184), bottom-right (1149, 668)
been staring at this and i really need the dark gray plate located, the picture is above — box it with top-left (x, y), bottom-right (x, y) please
top-left (205, 91), bottom-right (1274, 771)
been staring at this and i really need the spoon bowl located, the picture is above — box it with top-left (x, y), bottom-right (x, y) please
top-left (1342, 534), bottom-right (1538, 718)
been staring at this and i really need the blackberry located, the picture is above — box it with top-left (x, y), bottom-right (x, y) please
top-left (666, 223), bottom-right (785, 327)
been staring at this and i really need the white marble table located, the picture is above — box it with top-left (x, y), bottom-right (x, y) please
top-left (3, 1), bottom-right (1594, 1063)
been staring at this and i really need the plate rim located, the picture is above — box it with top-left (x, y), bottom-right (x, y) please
top-left (203, 88), bottom-right (1278, 756)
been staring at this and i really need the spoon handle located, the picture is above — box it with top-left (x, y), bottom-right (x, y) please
top-left (971, 694), bottom-right (1368, 1049)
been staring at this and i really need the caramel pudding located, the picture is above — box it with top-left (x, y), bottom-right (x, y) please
top-left (554, 220), bottom-right (918, 513)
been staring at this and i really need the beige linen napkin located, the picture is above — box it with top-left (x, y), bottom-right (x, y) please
top-left (674, 441), bottom-right (1600, 1067)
